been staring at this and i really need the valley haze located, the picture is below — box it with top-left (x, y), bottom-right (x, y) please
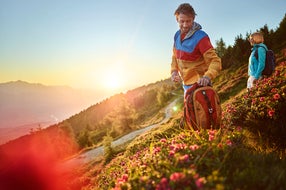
top-left (0, 80), bottom-right (108, 144)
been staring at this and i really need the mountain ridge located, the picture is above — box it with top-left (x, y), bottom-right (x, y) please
top-left (0, 80), bottom-right (106, 144)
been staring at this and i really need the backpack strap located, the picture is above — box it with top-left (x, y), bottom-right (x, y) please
top-left (254, 45), bottom-right (266, 60)
top-left (200, 89), bottom-right (215, 128)
top-left (185, 83), bottom-right (200, 126)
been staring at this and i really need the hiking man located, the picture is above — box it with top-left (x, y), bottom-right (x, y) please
top-left (170, 3), bottom-right (222, 97)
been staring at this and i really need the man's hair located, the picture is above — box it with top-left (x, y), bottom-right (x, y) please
top-left (174, 3), bottom-right (197, 17)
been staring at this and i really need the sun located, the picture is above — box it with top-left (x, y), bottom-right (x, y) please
top-left (102, 62), bottom-right (126, 90)
top-left (104, 71), bottom-right (124, 89)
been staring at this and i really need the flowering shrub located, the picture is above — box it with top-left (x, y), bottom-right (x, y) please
top-left (248, 63), bottom-right (286, 121)
top-left (98, 127), bottom-right (240, 190)
top-left (222, 61), bottom-right (286, 152)
top-left (95, 61), bottom-right (286, 189)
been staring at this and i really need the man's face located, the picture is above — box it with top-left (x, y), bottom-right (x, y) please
top-left (177, 13), bottom-right (194, 34)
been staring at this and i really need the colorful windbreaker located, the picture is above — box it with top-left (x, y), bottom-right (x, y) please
top-left (171, 22), bottom-right (221, 85)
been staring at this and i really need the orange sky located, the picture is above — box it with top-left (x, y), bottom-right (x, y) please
top-left (1, 0), bottom-right (285, 95)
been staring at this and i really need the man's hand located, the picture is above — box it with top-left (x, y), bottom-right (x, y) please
top-left (171, 71), bottom-right (181, 82)
top-left (198, 76), bottom-right (211, 86)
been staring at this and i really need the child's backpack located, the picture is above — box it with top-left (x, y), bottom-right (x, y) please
top-left (183, 83), bottom-right (222, 130)
top-left (254, 46), bottom-right (276, 76)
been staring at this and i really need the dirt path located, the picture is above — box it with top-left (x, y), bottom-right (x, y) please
top-left (64, 98), bottom-right (179, 166)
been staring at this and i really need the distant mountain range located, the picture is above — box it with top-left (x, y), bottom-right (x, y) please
top-left (0, 80), bottom-right (105, 144)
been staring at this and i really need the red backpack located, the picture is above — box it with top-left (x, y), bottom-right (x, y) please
top-left (183, 83), bottom-right (222, 130)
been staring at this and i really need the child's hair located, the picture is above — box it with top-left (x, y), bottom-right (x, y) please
top-left (249, 32), bottom-right (264, 44)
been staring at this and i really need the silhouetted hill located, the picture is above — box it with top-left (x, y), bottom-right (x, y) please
top-left (0, 80), bottom-right (105, 144)
top-left (0, 78), bottom-right (177, 155)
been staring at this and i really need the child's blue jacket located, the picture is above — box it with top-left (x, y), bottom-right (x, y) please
top-left (248, 43), bottom-right (267, 79)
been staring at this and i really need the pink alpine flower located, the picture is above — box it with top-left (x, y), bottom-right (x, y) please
top-left (195, 177), bottom-right (206, 189)
top-left (179, 154), bottom-right (189, 163)
top-left (273, 93), bottom-right (280, 100)
top-left (208, 130), bottom-right (216, 141)
top-left (179, 143), bottom-right (187, 150)
top-left (226, 139), bottom-right (233, 146)
top-left (189, 144), bottom-right (199, 151)
top-left (271, 88), bottom-right (278, 93)
top-left (169, 150), bottom-right (175, 157)
top-left (155, 177), bottom-right (170, 190)
top-left (121, 174), bottom-right (128, 182)
top-left (268, 109), bottom-right (275, 117)
top-left (115, 174), bottom-right (129, 187)
top-left (209, 135), bottom-right (215, 141)
top-left (153, 147), bottom-right (161, 154)
top-left (170, 143), bottom-right (187, 152)
top-left (169, 172), bottom-right (185, 182)
top-left (160, 177), bottom-right (168, 185)
top-left (208, 130), bottom-right (216, 136)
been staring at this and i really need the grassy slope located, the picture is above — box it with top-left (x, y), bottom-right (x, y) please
top-left (68, 56), bottom-right (286, 189)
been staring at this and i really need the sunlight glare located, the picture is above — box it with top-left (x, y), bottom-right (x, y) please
top-left (173, 106), bottom-right (178, 112)
top-left (102, 61), bottom-right (126, 90)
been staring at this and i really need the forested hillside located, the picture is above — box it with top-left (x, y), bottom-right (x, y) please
top-left (0, 78), bottom-right (180, 160)
top-left (65, 78), bottom-right (179, 149)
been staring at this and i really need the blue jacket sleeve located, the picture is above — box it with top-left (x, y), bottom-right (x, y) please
top-left (254, 47), bottom-right (266, 79)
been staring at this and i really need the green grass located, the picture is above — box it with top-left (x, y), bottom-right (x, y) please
top-left (69, 60), bottom-right (286, 190)
top-left (96, 118), bottom-right (286, 190)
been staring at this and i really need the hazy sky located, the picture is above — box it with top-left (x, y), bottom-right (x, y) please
top-left (1, 0), bottom-right (285, 95)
